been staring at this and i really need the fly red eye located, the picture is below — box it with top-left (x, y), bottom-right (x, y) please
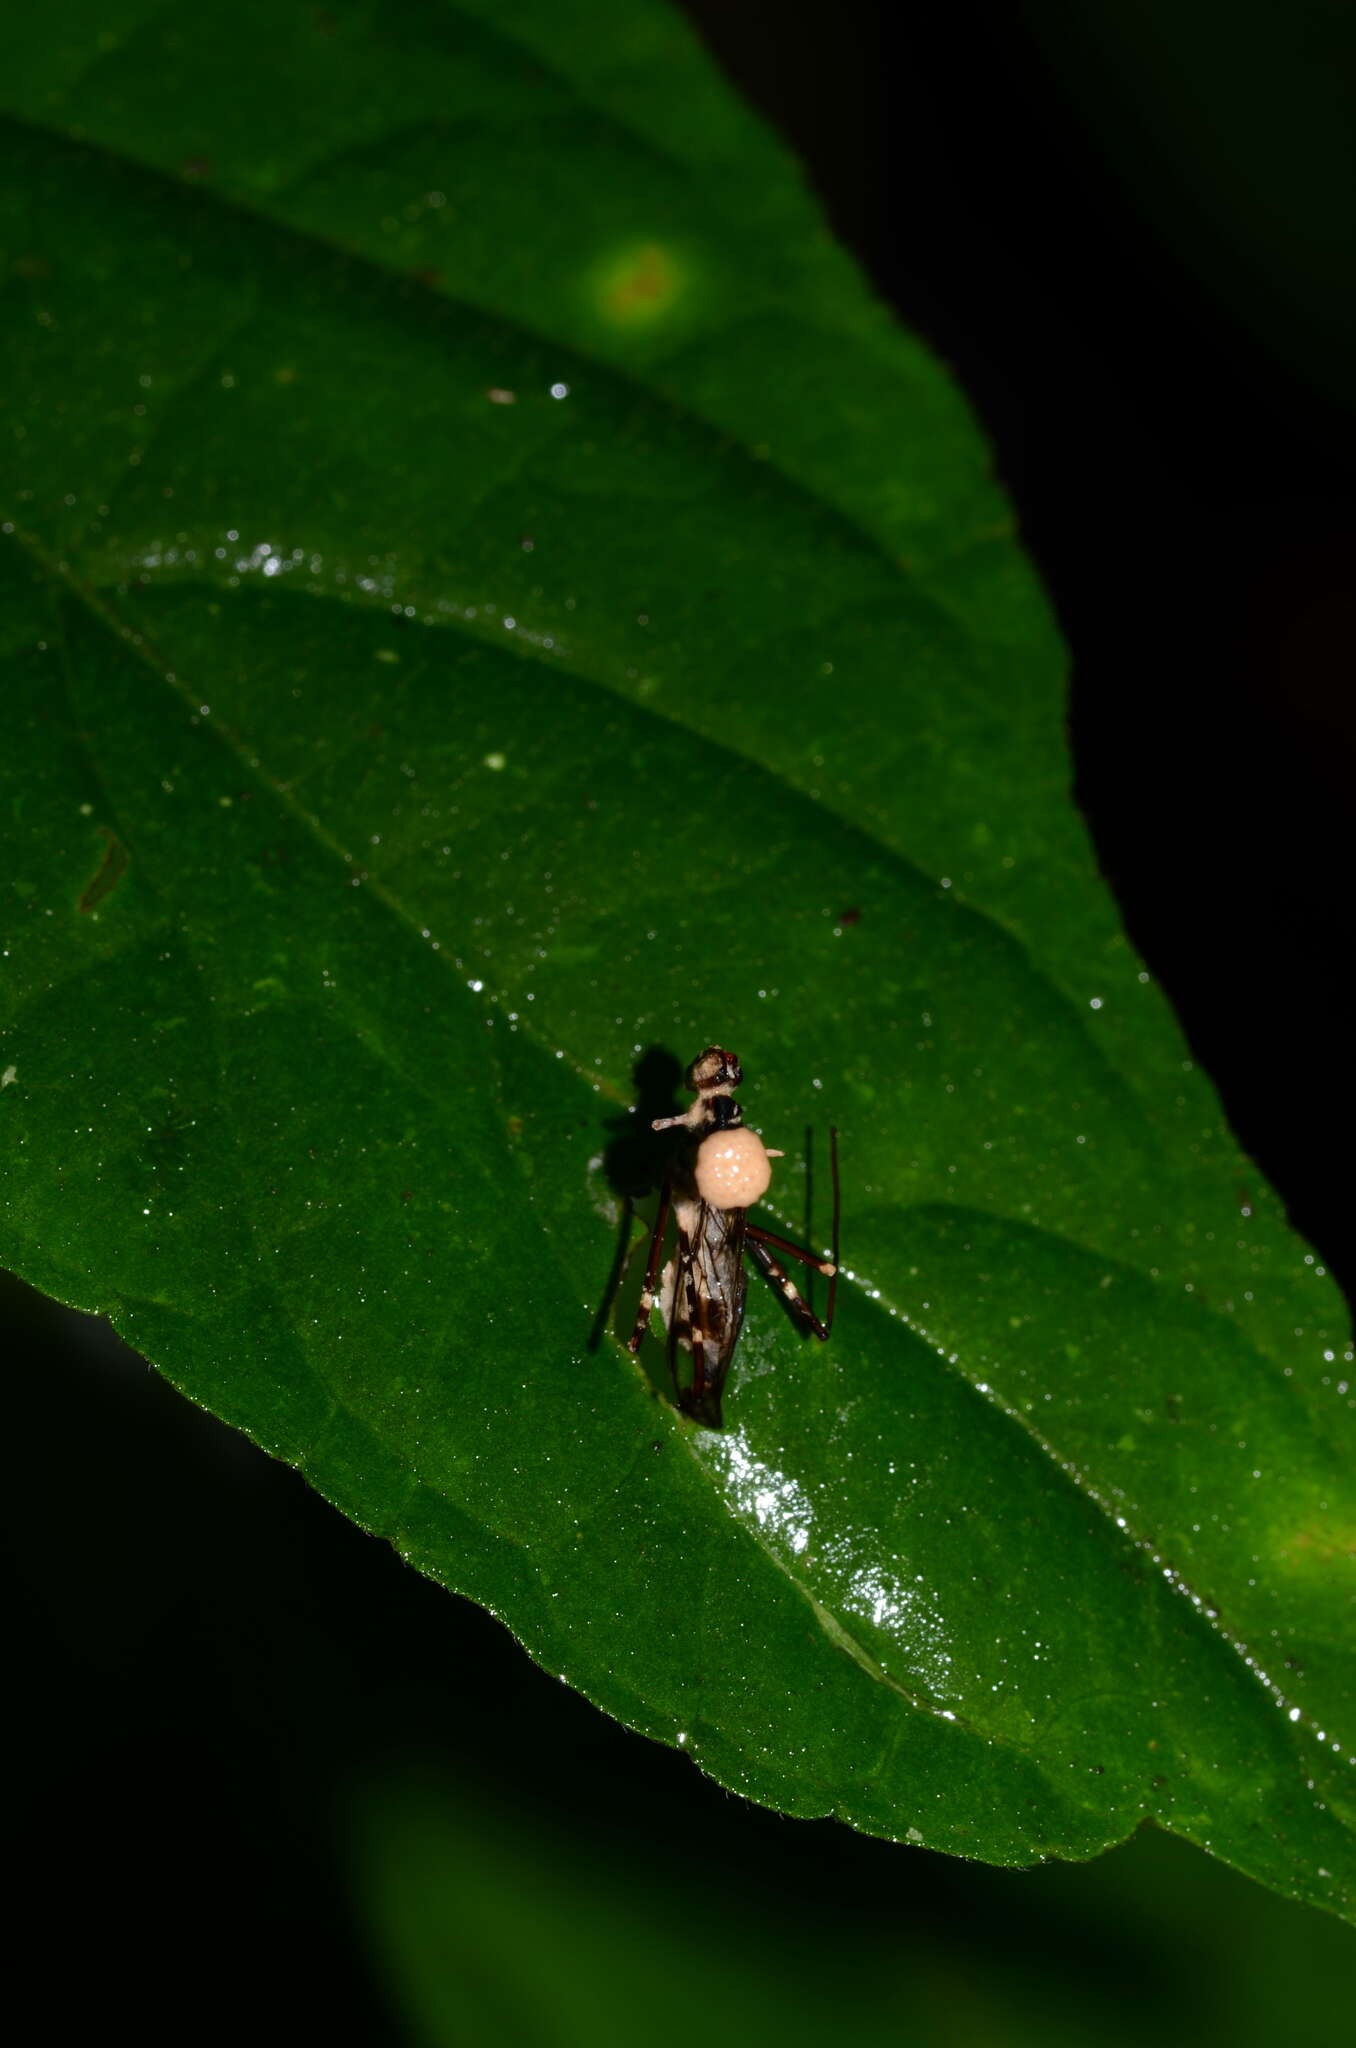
top-left (687, 1044), bottom-right (740, 1091)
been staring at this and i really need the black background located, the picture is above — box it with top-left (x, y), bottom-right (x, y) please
top-left (7, 2), bottom-right (1355, 2036)
top-left (684, 0), bottom-right (1355, 1289)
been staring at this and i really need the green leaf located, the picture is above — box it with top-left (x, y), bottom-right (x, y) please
top-left (3, 0), bottom-right (1353, 1918)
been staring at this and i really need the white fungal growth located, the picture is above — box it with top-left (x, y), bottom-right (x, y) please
top-left (695, 1127), bottom-right (776, 1210)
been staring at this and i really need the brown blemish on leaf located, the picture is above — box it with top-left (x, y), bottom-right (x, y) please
top-left (601, 243), bottom-right (680, 321)
top-left (613, 247), bottom-right (663, 311)
top-left (1278, 1524), bottom-right (1356, 1568)
top-left (589, 242), bottom-right (689, 331)
top-left (78, 826), bottom-right (129, 914)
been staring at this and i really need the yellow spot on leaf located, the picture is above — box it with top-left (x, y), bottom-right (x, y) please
top-left (592, 241), bottom-right (686, 328)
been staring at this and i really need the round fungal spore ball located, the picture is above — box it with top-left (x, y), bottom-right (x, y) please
top-left (695, 1127), bottom-right (774, 1210)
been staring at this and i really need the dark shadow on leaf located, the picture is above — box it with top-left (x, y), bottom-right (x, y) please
top-left (587, 1046), bottom-right (688, 1370)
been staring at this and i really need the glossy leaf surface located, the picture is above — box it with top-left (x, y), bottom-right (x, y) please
top-left (3, 0), bottom-right (1354, 1916)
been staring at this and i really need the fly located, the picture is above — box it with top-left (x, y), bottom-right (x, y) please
top-left (626, 1046), bottom-right (839, 1427)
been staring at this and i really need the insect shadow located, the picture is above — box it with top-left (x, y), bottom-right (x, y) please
top-left (587, 1046), bottom-right (688, 1394)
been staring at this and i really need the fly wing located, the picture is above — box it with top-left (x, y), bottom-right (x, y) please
top-left (688, 1201), bottom-right (747, 1380)
top-left (663, 1197), bottom-right (748, 1426)
top-left (664, 1210), bottom-right (699, 1365)
top-left (671, 1196), bottom-right (753, 1425)
top-left (664, 1200), bottom-right (745, 1364)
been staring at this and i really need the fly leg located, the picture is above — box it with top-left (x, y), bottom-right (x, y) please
top-left (625, 1181), bottom-right (672, 1353)
top-left (746, 1238), bottom-right (833, 1339)
top-left (744, 1127), bottom-right (840, 1333)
